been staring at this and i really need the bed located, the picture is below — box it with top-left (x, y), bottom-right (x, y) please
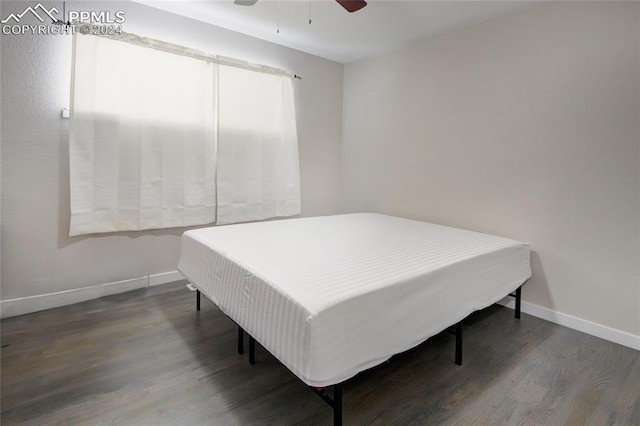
top-left (177, 213), bottom-right (531, 424)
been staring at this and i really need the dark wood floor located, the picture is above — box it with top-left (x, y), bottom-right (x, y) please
top-left (2, 283), bottom-right (639, 425)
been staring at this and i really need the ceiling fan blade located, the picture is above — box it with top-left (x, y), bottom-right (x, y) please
top-left (335, 0), bottom-right (367, 13)
top-left (234, 0), bottom-right (258, 5)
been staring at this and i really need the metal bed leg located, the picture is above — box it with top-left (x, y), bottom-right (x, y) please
top-left (249, 336), bottom-right (256, 365)
top-left (515, 286), bottom-right (522, 319)
top-left (196, 290), bottom-right (201, 311)
top-left (333, 384), bottom-right (343, 426)
top-left (455, 320), bottom-right (463, 366)
top-left (238, 326), bottom-right (244, 354)
top-left (310, 384), bottom-right (343, 425)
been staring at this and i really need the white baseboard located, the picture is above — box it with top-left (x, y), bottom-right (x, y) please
top-left (0, 270), bottom-right (186, 319)
top-left (149, 270), bottom-right (185, 286)
top-left (497, 297), bottom-right (640, 351)
top-left (3, 272), bottom-right (637, 353)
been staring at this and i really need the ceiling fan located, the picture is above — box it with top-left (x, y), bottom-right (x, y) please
top-left (234, 0), bottom-right (367, 13)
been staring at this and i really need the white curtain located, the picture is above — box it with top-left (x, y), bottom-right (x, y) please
top-left (69, 34), bottom-right (216, 236)
top-left (69, 33), bottom-right (301, 235)
top-left (216, 65), bottom-right (301, 225)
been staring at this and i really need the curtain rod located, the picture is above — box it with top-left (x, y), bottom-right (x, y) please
top-left (82, 29), bottom-right (302, 80)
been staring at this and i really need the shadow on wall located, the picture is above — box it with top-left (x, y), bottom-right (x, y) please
top-left (527, 250), bottom-right (552, 310)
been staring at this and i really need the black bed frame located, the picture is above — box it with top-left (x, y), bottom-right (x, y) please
top-left (195, 286), bottom-right (523, 425)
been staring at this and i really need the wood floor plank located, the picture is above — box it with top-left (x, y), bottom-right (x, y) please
top-left (1, 283), bottom-right (638, 425)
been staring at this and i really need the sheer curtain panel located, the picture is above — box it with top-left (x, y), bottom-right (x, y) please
top-left (69, 34), bottom-right (216, 236)
top-left (216, 65), bottom-right (301, 225)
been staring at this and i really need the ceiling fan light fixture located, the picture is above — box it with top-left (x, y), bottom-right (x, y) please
top-left (233, 0), bottom-right (367, 13)
top-left (335, 0), bottom-right (367, 13)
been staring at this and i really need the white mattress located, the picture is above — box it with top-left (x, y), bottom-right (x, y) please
top-left (178, 213), bottom-right (531, 387)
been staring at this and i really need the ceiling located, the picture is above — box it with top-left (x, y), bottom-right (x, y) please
top-left (135, 0), bottom-right (542, 64)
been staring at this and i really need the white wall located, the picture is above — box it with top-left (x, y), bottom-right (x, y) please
top-left (342, 2), bottom-right (640, 336)
top-left (0, 1), bottom-right (343, 308)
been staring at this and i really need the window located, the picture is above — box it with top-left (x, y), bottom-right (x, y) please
top-left (69, 33), bottom-right (300, 236)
